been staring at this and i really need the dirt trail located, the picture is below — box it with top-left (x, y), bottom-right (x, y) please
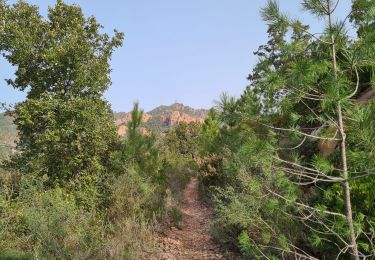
top-left (156, 177), bottom-right (227, 260)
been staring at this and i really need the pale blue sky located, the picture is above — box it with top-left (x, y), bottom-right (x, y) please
top-left (0, 0), bottom-right (352, 112)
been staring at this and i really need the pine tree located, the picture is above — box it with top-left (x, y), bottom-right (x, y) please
top-left (243, 0), bottom-right (375, 258)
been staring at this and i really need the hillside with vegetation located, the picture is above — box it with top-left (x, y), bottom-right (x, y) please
top-left (0, 102), bottom-right (208, 158)
top-left (0, 113), bottom-right (17, 159)
top-left (0, 0), bottom-right (374, 259)
top-left (114, 103), bottom-right (208, 135)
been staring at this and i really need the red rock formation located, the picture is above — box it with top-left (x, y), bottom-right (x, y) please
top-left (115, 103), bottom-right (208, 136)
top-left (142, 113), bottom-right (151, 122)
top-left (118, 125), bottom-right (128, 136)
top-left (159, 110), bottom-right (205, 127)
top-left (117, 125), bottom-right (149, 137)
top-left (115, 113), bottom-right (151, 127)
top-left (169, 111), bottom-right (181, 126)
top-left (139, 127), bottom-right (150, 136)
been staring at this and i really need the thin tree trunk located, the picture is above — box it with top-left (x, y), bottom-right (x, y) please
top-left (328, 2), bottom-right (360, 258)
top-left (337, 103), bottom-right (360, 260)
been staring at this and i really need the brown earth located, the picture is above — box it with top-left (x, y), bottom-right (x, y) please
top-left (153, 177), bottom-right (229, 260)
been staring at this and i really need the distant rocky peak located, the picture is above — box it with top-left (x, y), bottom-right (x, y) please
top-left (171, 102), bottom-right (184, 110)
top-left (114, 102), bottom-right (209, 136)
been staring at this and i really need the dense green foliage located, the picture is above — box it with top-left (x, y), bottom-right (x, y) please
top-left (0, 0), bottom-right (374, 259)
top-left (164, 122), bottom-right (201, 161)
top-left (0, 113), bottom-right (16, 160)
top-left (198, 0), bottom-right (375, 259)
top-left (0, 1), bottom-right (193, 258)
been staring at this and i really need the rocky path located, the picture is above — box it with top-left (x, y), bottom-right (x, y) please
top-left (155, 177), bottom-right (227, 260)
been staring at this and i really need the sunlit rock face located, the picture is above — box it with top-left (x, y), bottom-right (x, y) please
top-left (114, 113), bottom-right (151, 127)
top-left (114, 103), bottom-right (208, 136)
top-left (117, 125), bottom-right (128, 136)
top-left (162, 111), bottom-right (204, 127)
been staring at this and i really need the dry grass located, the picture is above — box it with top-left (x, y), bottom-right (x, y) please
top-left (101, 217), bottom-right (160, 260)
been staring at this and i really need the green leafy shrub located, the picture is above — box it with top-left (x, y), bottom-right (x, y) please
top-left (198, 154), bottom-right (226, 188)
top-left (0, 251), bottom-right (32, 260)
top-left (238, 230), bottom-right (252, 257)
top-left (1, 187), bottom-right (105, 259)
top-left (108, 168), bottom-right (159, 221)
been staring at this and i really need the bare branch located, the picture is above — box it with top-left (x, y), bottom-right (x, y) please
top-left (349, 172), bottom-right (375, 180)
top-left (273, 156), bottom-right (342, 180)
top-left (274, 165), bottom-right (343, 183)
top-left (345, 64), bottom-right (360, 100)
top-left (278, 136), bottom-right (307, 150)
top-left (331, 0), bottom-right (340, 14)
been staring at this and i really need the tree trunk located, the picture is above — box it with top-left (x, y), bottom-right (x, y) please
top-left (337, 104), bottom-right (360, 260)
top-left (328, 2), bottom-right (360, 258)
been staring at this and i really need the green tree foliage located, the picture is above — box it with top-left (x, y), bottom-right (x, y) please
top-left (13, 96), bottom-right (118, 184)
top-left (0, 0), bottom-right (124, 187)
top-left (251, 1), bottom-right (374, 258)
top-left (199, 0), bottom-right (375, 258)
top-left (199, 109), bottom-right (220, 155)
top-left (121, 102), bottom-right (163, 181)
top-left (0, 1), bottom-right (166, 258)
top-left (164, 122), bottom-right (201, 160)
top-left (0, 0), bottom-right (123, 98)
top-left (1, 0), bottom-right (373, 258)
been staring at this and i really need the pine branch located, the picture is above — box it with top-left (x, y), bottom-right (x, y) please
top-left (260, 122), bottom-right (341, 141)
top-left (291, 20), bottom-right (332, 45)
top-left (266, 188), bottom-right (346, 218)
